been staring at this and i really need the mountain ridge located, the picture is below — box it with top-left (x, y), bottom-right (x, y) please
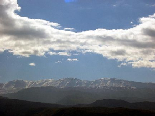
top-left (1, 77), bottom-right (155, 94)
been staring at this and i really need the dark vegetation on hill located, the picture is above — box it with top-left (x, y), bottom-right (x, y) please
top-left (37, 107), bottom-right (155, 116)
top-left (86, 99), bottom-right (155, 111)
top-left (1, 96), bottom-right (155, 116)
top-left (0, 96), bottom-right (62, 116)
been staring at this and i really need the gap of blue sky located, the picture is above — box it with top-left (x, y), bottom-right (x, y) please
top-left (17, 0), bottom-right (155, 31)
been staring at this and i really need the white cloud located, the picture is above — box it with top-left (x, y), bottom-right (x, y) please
top-left (48, 52), bottom-right (71, 56)
top-left (67, 58), bottom-right (78, 61)
top-left (0, 0), bottom-right (155, 69)
top-left (48, 52), bottom-right (57, 55)
top-left (55, 61), bottom-right (62, 63)
top-left (118, 63), bottom-right (127, 68)
top-left (64, 28), bottom-right (74, 31)
top-left (29, 63), bottom-right (35, 66)
top-left (58, 52), bottom-right (71, 56)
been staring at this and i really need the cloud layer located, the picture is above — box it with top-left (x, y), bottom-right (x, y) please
top-left (0, 0), bottom-right (155, 69)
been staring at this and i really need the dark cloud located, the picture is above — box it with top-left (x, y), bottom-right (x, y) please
top-left (111, 49), bottom-right (127, 56)
top-left (143, 28), bottom-right (155, 38)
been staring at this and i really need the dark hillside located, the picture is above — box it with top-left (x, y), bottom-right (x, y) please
top-left (0, 96), bottom-right (62, 116)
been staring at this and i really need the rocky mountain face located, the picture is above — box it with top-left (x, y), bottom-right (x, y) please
top-left (1, 78), bottom-right (155, 94)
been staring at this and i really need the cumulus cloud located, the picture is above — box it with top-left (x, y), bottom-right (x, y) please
top-left (29, 63), bottom-right (35, 66)
top-left (67, 58), bottom-right (78, 61)
top-left (0, 0), bottom-right (155, 69)
top-left (48, 52), bottom-right (71, 56)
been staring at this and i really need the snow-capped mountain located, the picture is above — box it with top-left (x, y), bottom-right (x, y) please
top-left (1, 78), bottom-right (155, 94)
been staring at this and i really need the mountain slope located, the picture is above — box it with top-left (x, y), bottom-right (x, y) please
top-left (3, 87), bottom-right (99, 105)
top-left (3, 86), bottom-right (155, 105)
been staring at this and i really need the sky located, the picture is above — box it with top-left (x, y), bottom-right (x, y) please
top-left (0, 0), bottom-right (155, 83)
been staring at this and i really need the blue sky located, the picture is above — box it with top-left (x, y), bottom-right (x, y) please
top-left (17, 0), bottom-right (155, 31)
top-left (0, 0), bottom-right (155, 83)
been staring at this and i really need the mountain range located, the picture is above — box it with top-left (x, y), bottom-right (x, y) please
top-left (1, 78), bottom-right (155, 105)
top-left (1, 78), bottom-right (155, 115)
top-left (2, 85), bottom-right (155, 105)
top-left (1, 78), bottom-right (155, 94)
